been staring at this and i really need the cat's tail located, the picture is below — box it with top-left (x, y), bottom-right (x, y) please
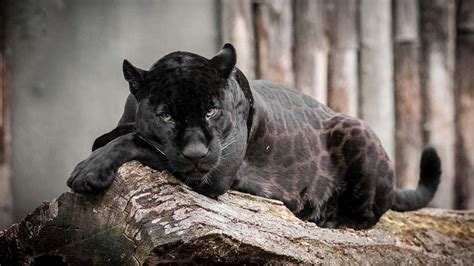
top-left (391, 147), bottom-right (441, 212)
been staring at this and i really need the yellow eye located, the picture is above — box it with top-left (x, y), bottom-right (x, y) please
top-left (159, 112), bottom-right (174, 122)
top-left (206, 108), bottom-right (219, 119)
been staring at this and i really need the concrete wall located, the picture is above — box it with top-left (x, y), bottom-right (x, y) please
top-left (5, 0), bottom-right (218, 223)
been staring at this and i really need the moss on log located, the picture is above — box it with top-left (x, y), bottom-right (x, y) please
top-left (1, 161), bottom-right (473, 264)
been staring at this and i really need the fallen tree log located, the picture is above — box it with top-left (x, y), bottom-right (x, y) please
top-left (1, 162), bottom-right (473, 264)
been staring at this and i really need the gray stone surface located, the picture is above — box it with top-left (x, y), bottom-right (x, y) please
top-left (5, 0), bottom-right (218, 223)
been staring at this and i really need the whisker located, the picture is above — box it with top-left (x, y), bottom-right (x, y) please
top-left (222, 141), bottom-right (237, 150)
top-left (221, 132), bottom-right (238, 143)
top-left (220, 151), bottom-right (236, 160)
top-left (221, 136), bottom-right (236, 146)
top-left (200, 167), bottom-right (216, 186)
top-left (136, 133), bottom-right (168, 158)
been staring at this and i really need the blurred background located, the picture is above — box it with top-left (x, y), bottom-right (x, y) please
top-left (0, 0), bottom-right (472, 229)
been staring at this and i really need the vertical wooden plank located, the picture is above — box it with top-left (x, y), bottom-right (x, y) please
top-left (293, 0), bottom-right (328, 103)
top-left (393, 0), bottom-right (424, 189)
top-left (219, 0), bottom-right (256, 79)
top-left (0, 0), bottom-right (13, 229)
top-left (454, 0), bottom-right (474, 210)
top-left (359, 0), bottom-right (395, 160)
top-left (255, 0), bottom-right (294, 87)
top-left (326, 0), bottom-right (358, 116)
top-left (420, 0), bottom-right (456, 208)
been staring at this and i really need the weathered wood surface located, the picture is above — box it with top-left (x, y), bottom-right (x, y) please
top-left (420, 0), bottom-right (456, 208)
top-left (219, 0), bottom-right (256, 80)
top-left (454, 0), bottom-right (474, 209)
top-left (393, 0), bottom-right (424, 189)
top-left (0, 2), bottom-right (13, 230)
top-left (326, 0), bottom-right (358, 117)
top-left (1, 162), bottom-right (473, 264)
top-left (255, 0), bottom-right (294, 87)
top-left (358, 0), bottom-right (395, 160)
top-left (293, 0), bottom-right (328, 103)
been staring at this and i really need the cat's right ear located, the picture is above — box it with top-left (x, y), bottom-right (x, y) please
top-left (123, 59), bottom-right (146, 95)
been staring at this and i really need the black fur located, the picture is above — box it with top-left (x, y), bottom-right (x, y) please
top-left (92, 123), bottom-right (135, 151)
top-left (391, 147), bottom-right (441, 211)
top-left (67, 43), bottom-right (441, 229)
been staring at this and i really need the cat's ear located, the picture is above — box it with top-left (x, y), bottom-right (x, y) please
top-left (210, 43), bottom-right (236, 76)
top-left (123, 59), bottom-right (146, 95)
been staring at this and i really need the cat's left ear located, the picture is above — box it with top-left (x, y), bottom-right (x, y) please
top-left (210, 43), bottom-right (236, 76)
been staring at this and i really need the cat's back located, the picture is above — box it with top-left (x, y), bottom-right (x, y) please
top-left (249, 80), bottom-right (337, 128)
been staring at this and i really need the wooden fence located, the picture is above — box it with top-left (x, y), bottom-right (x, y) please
top-left (219, 0), bottom-right (474, 209)
top-left (0, 0), bottom-right (13, 228)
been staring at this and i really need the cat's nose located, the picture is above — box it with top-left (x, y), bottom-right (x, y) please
top-left (181, 143), bottom-right (209, 161)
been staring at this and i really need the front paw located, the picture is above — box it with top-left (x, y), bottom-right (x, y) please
top-left (67, 152), bottom-right (117, 193)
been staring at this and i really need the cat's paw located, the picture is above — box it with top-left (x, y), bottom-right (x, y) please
top-left (67, 151), bottom-right (117, 193)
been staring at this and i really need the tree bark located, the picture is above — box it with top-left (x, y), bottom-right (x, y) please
top-left (326, 0), bottom-right (358, 117)
top-left (454, 0), bottom-right (474, 210)
top-left (1, 162), bottom-right (473, 264)
top-left (420, 0), bottom-right (456, 208)
top-left (393, 0), bottom-right (424, 189)
top-left (255, 0), bottom-right (294, 87)
top-left (359, 0), bottom-right (395, 160)
top-left (293, 0), bottom-right (328, 103)
top-left (218, 0), bottom-right (256, 80)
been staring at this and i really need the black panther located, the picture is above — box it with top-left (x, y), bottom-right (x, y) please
top-left (67, 44), bottom-right (441, 229)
